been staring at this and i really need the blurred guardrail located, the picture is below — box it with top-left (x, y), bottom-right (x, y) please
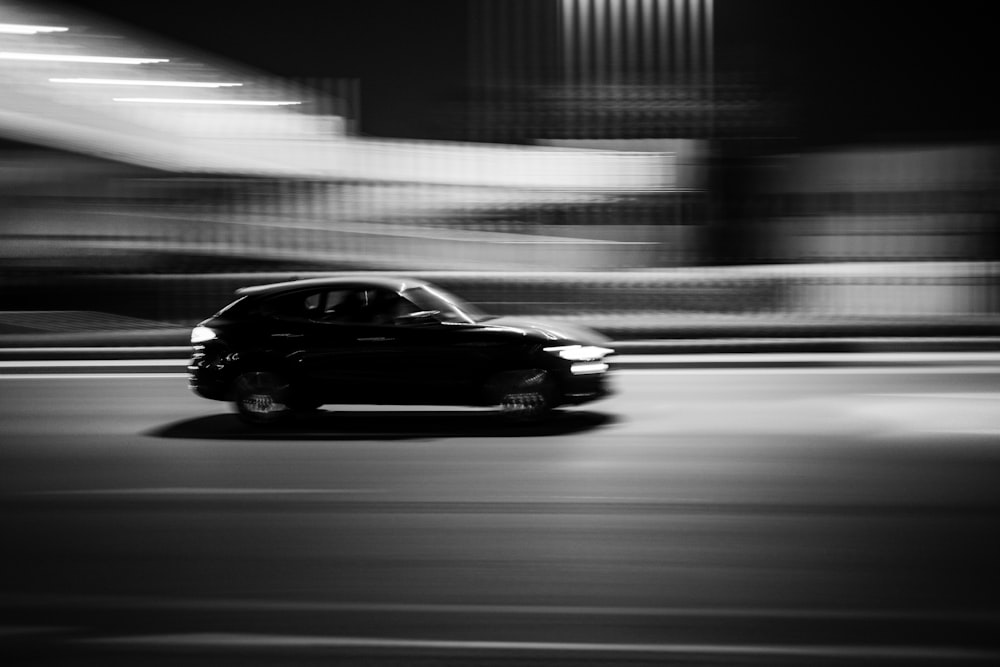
top-left (1, 263), bottom-right (996, 330)
top-left (0, 190), bottom-right (705, 272)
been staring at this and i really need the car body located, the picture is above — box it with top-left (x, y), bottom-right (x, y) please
top-left (188, 276), bottom-right (615, 424)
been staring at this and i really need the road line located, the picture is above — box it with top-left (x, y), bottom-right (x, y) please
top-left (0, 359), bottom-right (186, 368)
top-left (84, 633), bottom-right (998, 661)
top-left (869, 393), bottom-right (1000, 400)
top-left (612, 352), bottom-right (1000, 365)
top-left (0, 373), bottom-right (183, 380)
top-left (612, 337), bottom-right (1000, 348)
top-left (616, 366), bottom-right (1000, 376)
top-left (0, 346), bottom-right (190, 354)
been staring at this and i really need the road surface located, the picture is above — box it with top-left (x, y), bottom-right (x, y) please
top-left (2, 362), bottom-right (999, 665)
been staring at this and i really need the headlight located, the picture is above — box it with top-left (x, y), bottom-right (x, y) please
top-left (570, 362), bottom-right (609, 375)
top-left (543, 345), bottom-right (614, 361)
top-left (191, 326), bottom-right (217, 344)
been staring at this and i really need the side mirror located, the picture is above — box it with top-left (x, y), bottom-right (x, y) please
top-left (394, 310), bottom-right (440, 326)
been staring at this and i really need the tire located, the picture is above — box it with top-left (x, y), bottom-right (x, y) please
top-left (233, 371), bottom-right (293, 425)
top-left (489, 369), bottom-right (555, 423)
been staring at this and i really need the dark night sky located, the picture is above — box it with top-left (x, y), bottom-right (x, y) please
top-left (56, 0), bottom-right (1000, 147)
top-left (717, 0), bottom-right (1000, 146)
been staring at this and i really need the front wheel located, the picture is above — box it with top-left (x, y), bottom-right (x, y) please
top-left (233, 371), bottom-right (292, 425)
top-left (489, 369), bottom-right (555, 423)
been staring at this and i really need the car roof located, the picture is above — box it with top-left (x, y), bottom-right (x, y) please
top-left (234, 275), bottom-right (431, 298)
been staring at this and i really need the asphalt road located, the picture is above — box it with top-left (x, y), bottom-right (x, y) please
top-left (2, 364), bottom-right (1000, 665)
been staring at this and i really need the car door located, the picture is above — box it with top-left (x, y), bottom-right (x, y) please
top-left (381, 319), bottom-right (501, 405)
top-left (292, 287), bottom-right (498, 406)
top-left (293, 287), bottom-right (403, 404)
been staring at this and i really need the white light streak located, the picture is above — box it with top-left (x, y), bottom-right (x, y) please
top-left (0, 359), bottom-right (185, 368)
top-left (113, 97), bottom-right (301, 106)
top-left (50, 78), bottom-right (242, 88)
top-left (0, 373), bottom-right (182, 380)
top-left (571, 362), bottom-right (610, 375)
top-left (0, 23), bottom-right (68, 34)
top-left (0, 52), bottom-right (168, 64)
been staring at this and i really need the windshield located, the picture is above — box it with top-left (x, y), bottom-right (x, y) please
top-left (213, 295), bottom-right (250, 317)
top-left (401, 285), bottom-right (490, 324)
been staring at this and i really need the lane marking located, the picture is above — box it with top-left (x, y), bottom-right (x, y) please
top-left (0, 373), bottom-right (184, 380)
top-left (613, 337), bottom-right (1000, 348)
top-left (612, 352), bottom-right (1000, 365)
top-left (83, 633), bottom-right (998, 660)
top-left (869, 393), bottom-right (1000, 401)
top-left (0, 346), bottom-right (190, 355)
top-left (616, 366), bottom-right (1000, 376)
top-left (0, 359), bottom-right (186, 368)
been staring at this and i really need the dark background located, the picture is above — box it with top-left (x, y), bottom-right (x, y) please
top-left (55, 0), bottom-right (1000, 147)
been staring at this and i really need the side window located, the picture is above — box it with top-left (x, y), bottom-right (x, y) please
top-left (314, 288), bottom-right (416, 325)
top-left (314, 289), bottom-right (370, 324)
top-left (260, 291), bottom-right (324, 321)
top-left (369, 291), bottom-right (419, 325)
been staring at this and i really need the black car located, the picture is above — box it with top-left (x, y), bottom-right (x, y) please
top-left (189, 276), bottom-right (614, 424)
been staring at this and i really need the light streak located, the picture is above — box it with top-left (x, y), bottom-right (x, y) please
top-left (0, 51), bottom-right (168, 64)
top-left (113, 97), bottom-right (301, 106)
top-left (50, 78), bottom-right (242, 88)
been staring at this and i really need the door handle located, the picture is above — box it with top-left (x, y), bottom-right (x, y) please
top-left (357, 336), bottom-right (394, 342)
top-left (272, 333), bottom-right (304, 338)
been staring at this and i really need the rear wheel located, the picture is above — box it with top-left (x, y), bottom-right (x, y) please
top-left (233, 371), bottom-right (292, 425)
top-left (490, 369), bottom-right (555, 423)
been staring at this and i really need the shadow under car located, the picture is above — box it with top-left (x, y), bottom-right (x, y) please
top-left (148, 407), bottom-right (617, 440)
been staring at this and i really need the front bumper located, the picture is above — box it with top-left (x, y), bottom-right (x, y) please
top-left (554, 366), bottom-right (613, 405)
top-left (188, 352), bottom-right (229, 401)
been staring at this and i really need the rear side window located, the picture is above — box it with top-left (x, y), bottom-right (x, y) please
top-left (259, 291), bottom-right (325, 320)
top-left (303, 289), bottom-right (375, 323)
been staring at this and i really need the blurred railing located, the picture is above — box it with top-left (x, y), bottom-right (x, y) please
top-left (2, 264), bottom-right (996, 330)
top-left (0, 176), bottom-right (708, 272)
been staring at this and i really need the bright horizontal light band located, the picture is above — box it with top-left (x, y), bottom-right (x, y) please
top-left (113, 97), bottom-right (301, 106)
top-left (50, 78), bottom-right (242, 88)
top-left (544, 345), bottom-right (615, 361)
top-left (0, 23), bottom-right (69, 34)
top-left (571, 362), bottom-right (609, 375)
top-left (0, 52), bottom-right (168, 64)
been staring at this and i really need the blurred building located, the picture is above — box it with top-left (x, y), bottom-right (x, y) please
top-left (462, 0), bottom-right (747, 265)
top-left (758, 145), bottom-right (1000, 264)
top-left (1, 0), bottom-right (995, 283)
top-left (467, 0), bottom-right (714, 143)
top-left (0, 0), bottom-right (683, 275)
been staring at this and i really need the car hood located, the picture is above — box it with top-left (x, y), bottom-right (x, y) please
top-left (476, 316), bottom-right (612, 347)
